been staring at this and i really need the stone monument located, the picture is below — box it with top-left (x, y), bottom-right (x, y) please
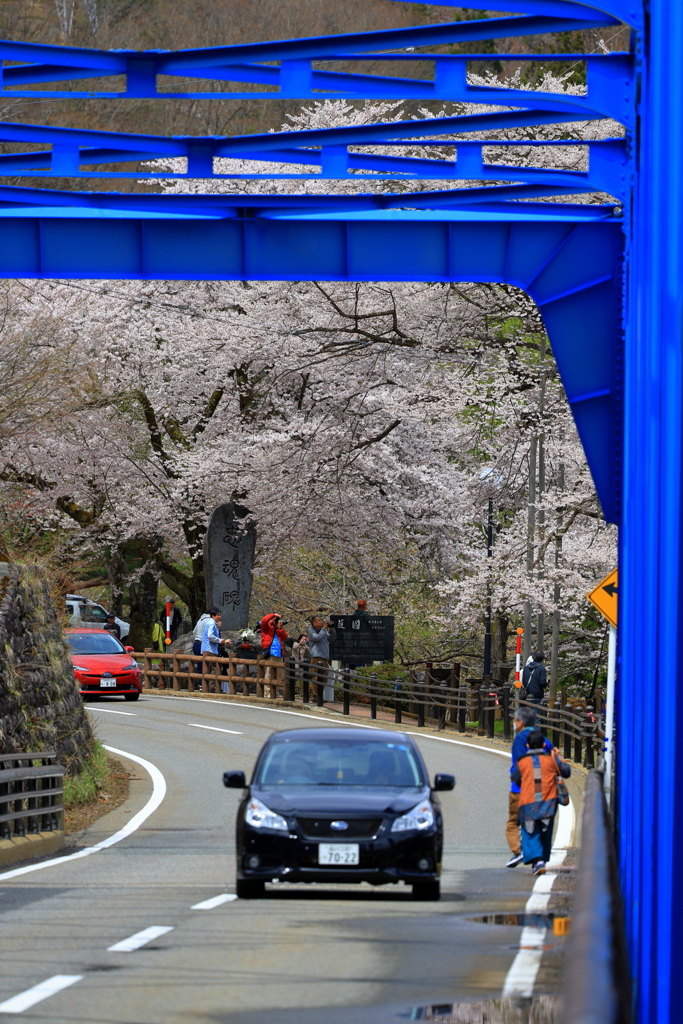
top-left (203, 503), bottom-right (256, 630)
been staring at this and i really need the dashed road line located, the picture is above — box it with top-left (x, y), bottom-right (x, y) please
top-left (86, 707), bottom-right (136, 716)
top-left (191, 893), bottom-right (238, 910)
top-left (188, 723), bottom-right (243, 735)
top-left (0, 975), bottom-right (83, 1014)
top-left (108, 926), bottom-right (173, 952)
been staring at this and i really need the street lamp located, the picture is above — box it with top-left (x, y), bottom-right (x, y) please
top-left (479, 467), bottom-right (503, 680)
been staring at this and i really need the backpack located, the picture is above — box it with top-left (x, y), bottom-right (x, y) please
top-left (269, 635), bottom-right (282, 658)
top-left (520, 664), bottom-right (537, 701)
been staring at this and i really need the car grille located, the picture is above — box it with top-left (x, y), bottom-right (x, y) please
top-left (295, 817), bottom-right (383, 840)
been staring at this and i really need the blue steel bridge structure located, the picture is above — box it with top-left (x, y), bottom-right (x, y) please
top-left (0, 1), bottom-right (677, 1017)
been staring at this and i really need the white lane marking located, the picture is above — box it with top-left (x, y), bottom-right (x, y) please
top-left (108, 925), bottom-right (173, 952)
top-left (0, 975), bottom-right (83, 1014)
top-left (0, 745), bottom-right (166, 882)
top-left (188, 723), bottom-right (243, 735)
top-left (501, 807), bottom-right (572, 999)
top-left (191, 893), bottom-right (238, 910)
top-left (143, 694), bottom-right (380, 729)
top-left (87, 707), bottom-right (136, 716)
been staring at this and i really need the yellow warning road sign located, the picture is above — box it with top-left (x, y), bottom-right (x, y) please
top-left (587, 568), bottom-right (618, 628)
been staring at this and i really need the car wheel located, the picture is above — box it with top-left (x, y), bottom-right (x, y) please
top-left (124, 692), bottom-right (140, 702)
top-left (236, 878), bottom-right (265, 899)
top-left (412, 880), bottom-right (440, 901)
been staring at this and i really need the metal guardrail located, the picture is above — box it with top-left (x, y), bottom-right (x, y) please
top-left (0, 751), bottom-right (64, 838)
top-left (561, 769), bottom-right (631, 1024)
top-left (135, 651), bottom-right (604, 770)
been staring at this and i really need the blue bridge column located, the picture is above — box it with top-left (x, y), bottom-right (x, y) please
top-left (619, 1), bottom-right (683, 1020)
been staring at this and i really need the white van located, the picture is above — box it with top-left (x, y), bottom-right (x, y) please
top-left (66, 594), bottom-right (130, 639)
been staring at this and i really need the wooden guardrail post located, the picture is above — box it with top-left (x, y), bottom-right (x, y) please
top-left (343, 668), bottom-right (350, 715)
top-left (564, 704), bottom-right (573, 761)
top-left (458, 685), bottom-right (467, 733)
top-left (501, 684), bottom-right (511, 741)
top-left (369, 673), bottom-right (378, 719)
top-left (585, 706), bottom-right (595, 768)
top-left (416, 673), bottom-right (425, 728)
top-left (394, 680), bottom-right (402, 724)
top-left (302, 661), bottom-right (310, 704)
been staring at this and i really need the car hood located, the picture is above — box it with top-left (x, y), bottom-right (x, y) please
top-left (251, 785), bottom-right (431, 816)
top-left (70, 654), bottom-right (135, 672)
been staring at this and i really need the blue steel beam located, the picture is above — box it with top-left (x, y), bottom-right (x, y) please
top-left (0, 203), bottom-right (623, 526)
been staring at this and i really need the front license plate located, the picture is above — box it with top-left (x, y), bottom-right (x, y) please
top-left (100, 679), bottom-right (117, 688)
top-left (318, 843), bottom-right (360, 865)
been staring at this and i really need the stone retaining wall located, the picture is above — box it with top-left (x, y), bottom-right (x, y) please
top-left (0, 563), bottom-right (93, 772)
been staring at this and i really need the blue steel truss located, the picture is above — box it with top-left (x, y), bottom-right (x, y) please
top-left (0, 5), bottom-right (678, 1017)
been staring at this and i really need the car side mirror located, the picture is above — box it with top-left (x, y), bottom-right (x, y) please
top-left (125, 646), bottom-right (134, 653)
top-left (433, 773), bottom-right (455, 791)
top-left (223, 770), bottom-right (246, 789)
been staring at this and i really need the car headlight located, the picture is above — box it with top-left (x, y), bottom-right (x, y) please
top-left (72, 665), bottom-right (88, 672)
top-left (391, 800), bottom-right (435, 833)
top-left (245, 796), bottom-right (289, 832)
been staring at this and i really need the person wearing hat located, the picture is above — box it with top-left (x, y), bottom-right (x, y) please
top-left (104, 612), bottom-right (121, 639)
top-left (352, 599), bottom-right (369, 622)
top-left (159, 597), bottom-right (183, 643)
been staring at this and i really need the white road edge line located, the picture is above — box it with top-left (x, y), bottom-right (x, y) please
top-left (0, 745), bottom-right (166, 882)
top-left (188, 724), bottom-right (243, 735)
top-left (86, 707), bottom-right (136, 716)
top-left (191, 893), bottom-right (238, 910)
top-left (0, 975), bottom-right (83, 1014)
top-left (107, 925), bottom-right (173, 952)
top-left (501, 798), bottom-right (575, 998)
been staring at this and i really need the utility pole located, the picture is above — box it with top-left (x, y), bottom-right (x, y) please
top-left (536, 345), bottom-right (546, 653)
top-left (483, 495), bottom-right (493, 680)
top-left (523, 436), bottom-right (536, 665)
top-left (549, 460), bottom-right (564, 704)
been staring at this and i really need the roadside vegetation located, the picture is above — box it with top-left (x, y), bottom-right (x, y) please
top-left (63, 741), bottom-right (130, 834)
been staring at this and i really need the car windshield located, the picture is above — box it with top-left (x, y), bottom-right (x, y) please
top-left (255, 738), bottom-right (424, 788)
top-left (67, 633), bottom-right (126, 655)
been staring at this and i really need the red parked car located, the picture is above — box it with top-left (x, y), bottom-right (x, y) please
top-left (66, 628), bottom-right (142, 701)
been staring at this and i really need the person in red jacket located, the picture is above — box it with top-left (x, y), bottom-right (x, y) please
top-left (259, 613), bottom-right (288, 656)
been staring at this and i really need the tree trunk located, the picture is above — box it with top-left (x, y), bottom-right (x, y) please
top-left (493, 613), bottom-right (510, 681)
top-left (128, 565), bottom-right (159, 649)
top-left (106, 546), bottom-right (126, 617)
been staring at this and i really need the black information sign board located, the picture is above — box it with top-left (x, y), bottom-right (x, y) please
top-left (330, 615), bottom-right (394, 666)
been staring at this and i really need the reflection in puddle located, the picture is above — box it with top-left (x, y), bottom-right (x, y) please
top-left (407, 995), bottom-right (560, 1022)
top-left (467, 913), bottom-right (571, 935)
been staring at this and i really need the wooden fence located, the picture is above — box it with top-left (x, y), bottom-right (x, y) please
top-left (134, 650), bottom-right (605, 770)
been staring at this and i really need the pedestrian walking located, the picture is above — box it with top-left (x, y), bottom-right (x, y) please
top-left (521, 651), bottom-right (547, 704)
top-left (511, 729), bottom-right (571, 875)
top-left (159, 597), bottom-right (183, 643)
top-left (505, 706), bottom-right (552, 867)
top-left (307, 615), bottom-right (337, 703)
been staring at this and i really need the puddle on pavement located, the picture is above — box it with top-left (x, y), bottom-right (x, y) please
top-left (467, 912), bottom-right (571, 934)
top-left (407, 996), bottom-right (560, 1022)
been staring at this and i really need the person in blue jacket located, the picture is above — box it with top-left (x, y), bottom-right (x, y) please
top-left (505, 705), bottom-right (552, 867)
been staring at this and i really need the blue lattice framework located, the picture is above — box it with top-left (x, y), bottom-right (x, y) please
top-left (0, 4), bottom-right (678, 1017)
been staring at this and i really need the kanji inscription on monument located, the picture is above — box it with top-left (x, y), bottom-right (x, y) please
top-left (203, 503), bottom-right (256, 629)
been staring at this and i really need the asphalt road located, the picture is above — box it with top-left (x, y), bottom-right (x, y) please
top-left (0, 694), bottom-right (565, 1024)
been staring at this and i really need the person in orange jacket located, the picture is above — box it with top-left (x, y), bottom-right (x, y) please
top-left (259, 613), bottom-right (288, 657)
top-left (510, 728), bottom-right (571, 876)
